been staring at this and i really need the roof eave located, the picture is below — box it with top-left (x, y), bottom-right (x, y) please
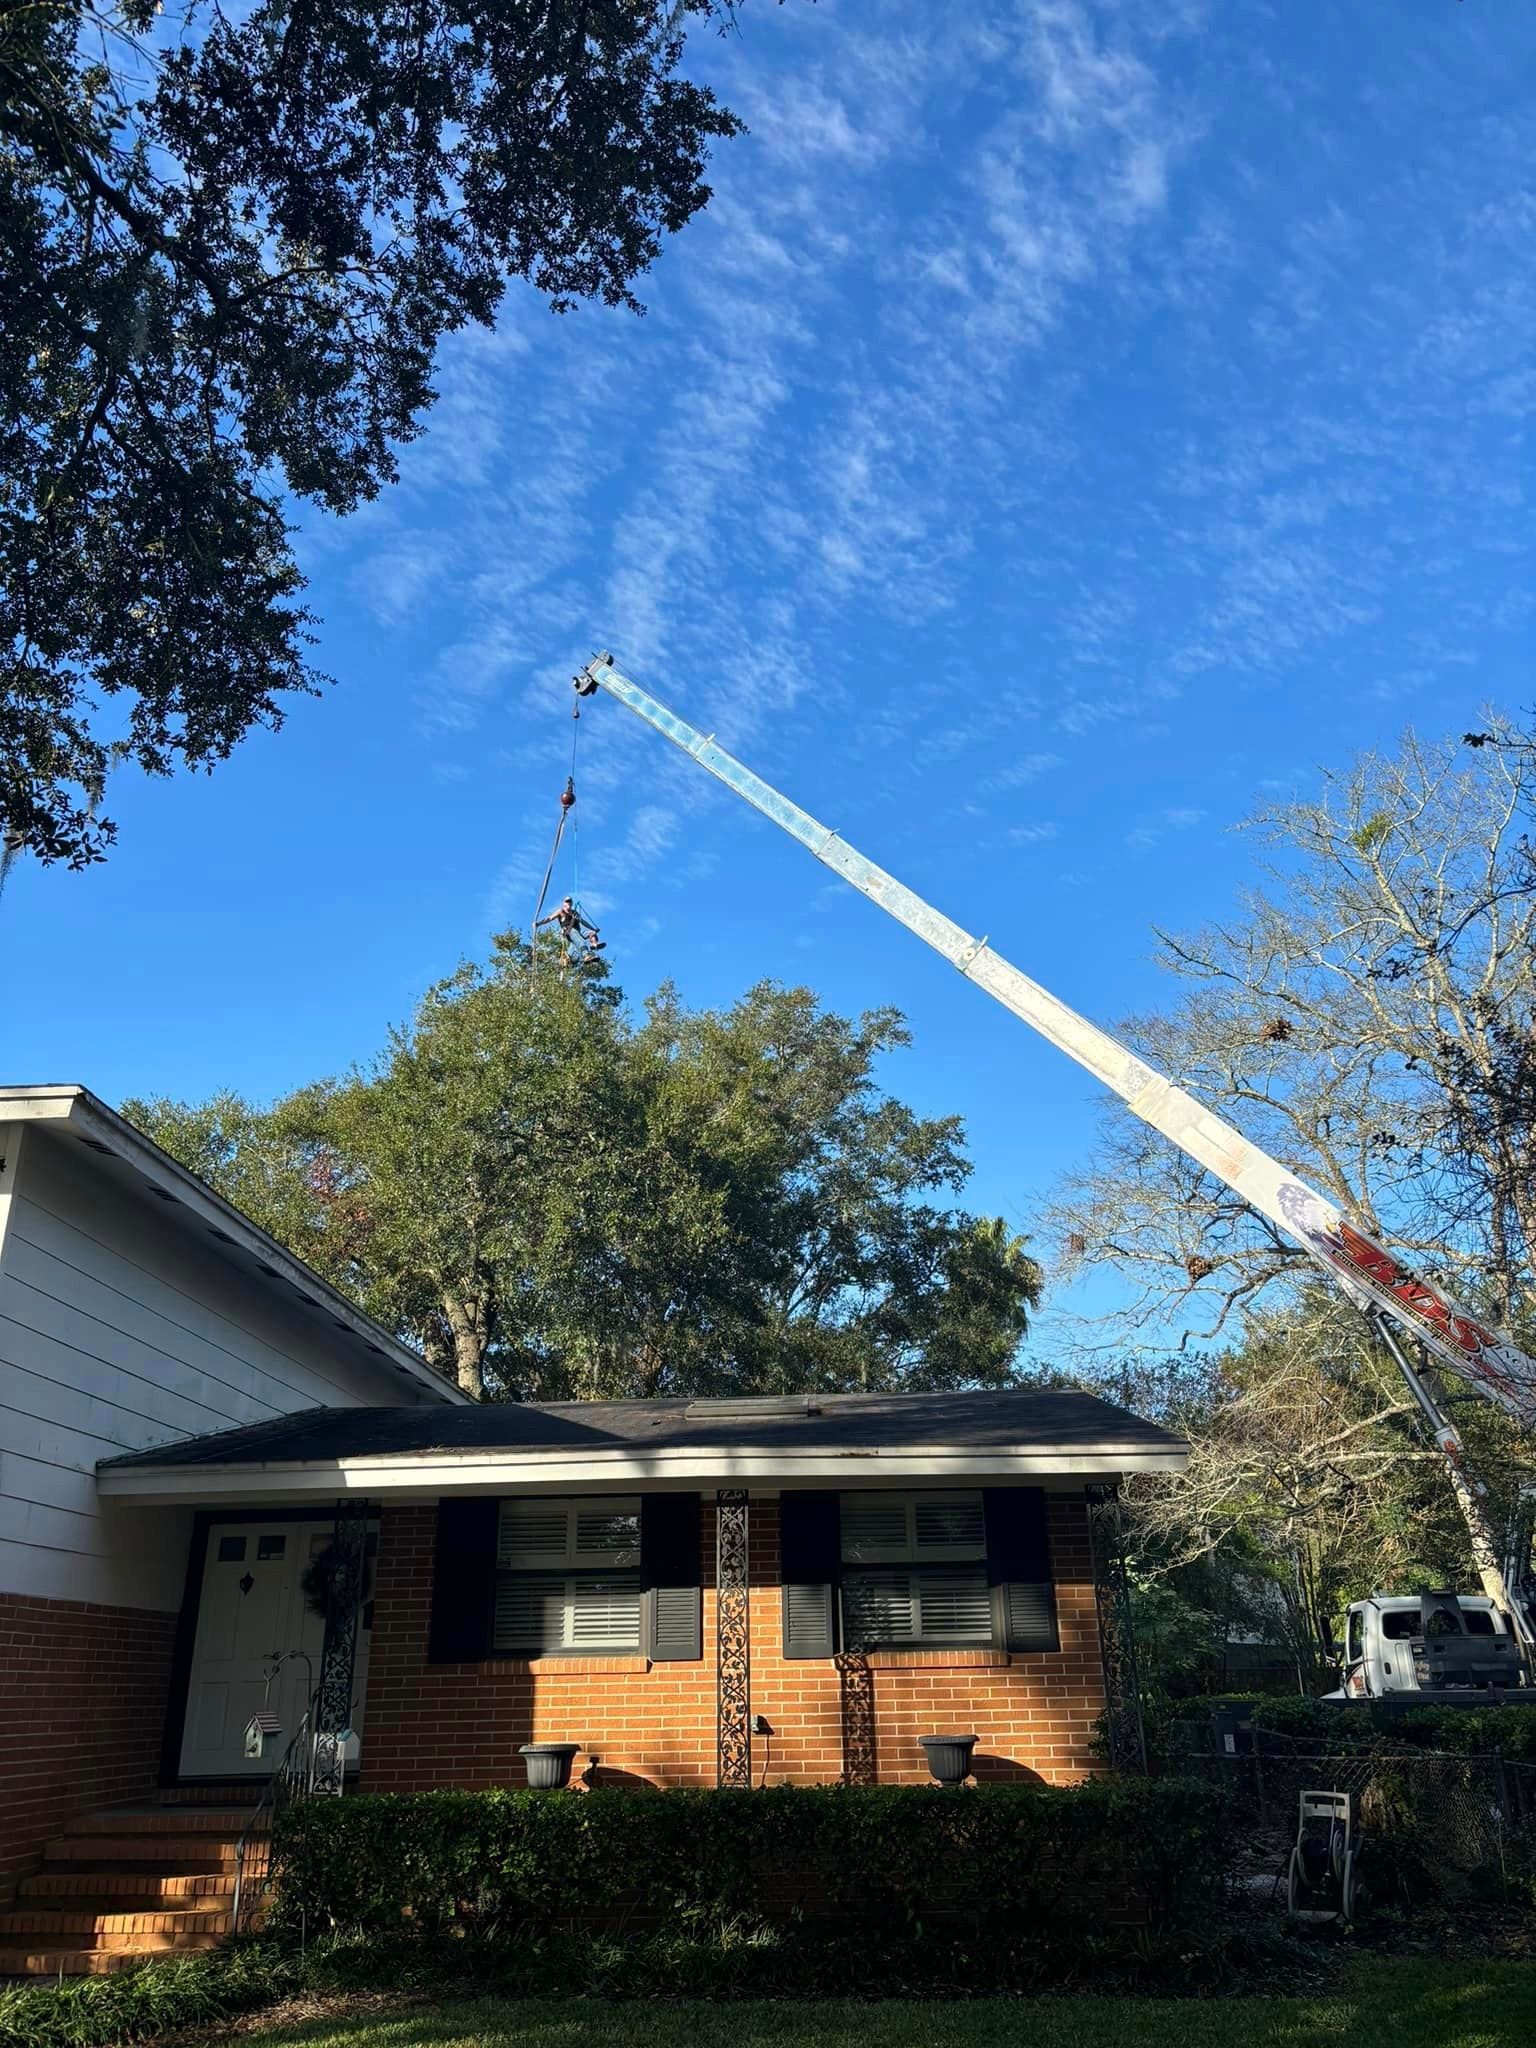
top-left (97, 1440), bottom-right (1187, 1505)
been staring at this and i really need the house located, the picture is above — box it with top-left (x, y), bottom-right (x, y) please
top-left (0, 1085), bottom-right (466, 1911)
top-left (96, 1389), bottom-right (1185, 1804)
top-left (0, 1082), bottom-right (1186, 1967)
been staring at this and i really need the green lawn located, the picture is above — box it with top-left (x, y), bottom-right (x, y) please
top-left (237, 1962), bottom-right (1536, 2048)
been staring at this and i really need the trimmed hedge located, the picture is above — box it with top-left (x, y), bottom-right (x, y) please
top-left (271, 1780), bottom-right (1227, 1966)
top-left (1179, 1696), bottom-right (1536, 1758)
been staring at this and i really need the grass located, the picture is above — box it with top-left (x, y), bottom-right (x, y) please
top-left (234, 1961), bottom-right (1536, 2048)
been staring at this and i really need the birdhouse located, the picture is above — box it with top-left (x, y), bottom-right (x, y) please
top-left (244, 1711), bottom-right (283, 1760)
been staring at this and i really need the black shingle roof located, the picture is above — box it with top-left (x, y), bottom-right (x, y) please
top-left (99, 1388), bottom-right (1182, 1471)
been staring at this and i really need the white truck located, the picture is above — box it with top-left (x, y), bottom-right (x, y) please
top-left (1335, 1589), bottom-right (1536, 1703)
top-left (572, 653), bottom-right (1536, 1693)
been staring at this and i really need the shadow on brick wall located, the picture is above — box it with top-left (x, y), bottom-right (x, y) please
top-left (972, 1753), bottom-right (1046, 1785)
top-left (836, 1652), bottom-right (877, 1785)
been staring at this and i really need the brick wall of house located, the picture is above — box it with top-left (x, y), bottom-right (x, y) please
top-left (361, 1493), bottom-right (1105, 1793)
top-left (0, 1593), bottom-right (177, 1903)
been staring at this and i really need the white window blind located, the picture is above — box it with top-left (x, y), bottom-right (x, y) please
top-left (838, 1492), bottom-right (991, 1648)
top-left (839, 1496), bottom-right (909, 1560)
top-left (495, 1496), bottom-right (642, 1653)
top-left (493, 1573), bottom-right (642, 1653)
top-left (913, 1496), bottom-right (985, 1555)
top-left (499, 1497), bottom-right (639, 1569)
top-left (839, 1492), bottom-right (986, 1564)
top-left (842, 1567), bottom-right (993, 1647)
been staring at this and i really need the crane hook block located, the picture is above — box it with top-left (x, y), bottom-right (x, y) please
top-left (559, 778), bottom-right (576, 811)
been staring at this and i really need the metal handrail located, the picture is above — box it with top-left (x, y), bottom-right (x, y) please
top-left (230, 1695), bottom-right (343, 1935)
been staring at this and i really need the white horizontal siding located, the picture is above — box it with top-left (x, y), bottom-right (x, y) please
top-left (0, 1446), bottom-right (101, 1517)
top-left (0, 1333), bottom-right (236, 1444)
top-left (0, 1508), bottom-right (196, 1607)
top-left (0, 1124), bottom-right (427, 1609)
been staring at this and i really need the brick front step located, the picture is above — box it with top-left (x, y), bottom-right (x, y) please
top-left (63, 1807), bottom-right (250, 1836)
top-left (44, 1837), bottom-right (240, 1869)
top-left (3, 1803), bottom-right (259, 1976)
top-left (0, 1903), bottom-right (232, 1941)
top-left (155, 1783), bottom-right (255, 1806)
top-left (0, 1931), bottom-right (225, 1956)
top-left (0, 1945), bottom-right (214, 1977)
top-left (20, 1869), bottom-right (237, 1903)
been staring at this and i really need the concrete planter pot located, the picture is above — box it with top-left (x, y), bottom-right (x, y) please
top-left (519, 1742), bottom-right (582, 1790)
top-left (919, 1734), bottom-right (978, 1787)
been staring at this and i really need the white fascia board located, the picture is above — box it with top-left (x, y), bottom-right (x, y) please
top-left (0, 1087), bottom-right (83, 1122)
top-left (97, 1441), bottom-right (1187, 1505)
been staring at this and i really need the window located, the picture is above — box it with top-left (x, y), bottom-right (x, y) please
top-left (1380, 1610), bottom-right (1419, 1641)
top-left (839, 1491), bottom-right (992, 1649)
top-left (217, 1535), bottom-right (246, 1563)
top-left (257, 1534), bottom-right (287, 1561)
top-left (493, 1497), bottom-right (642, 1654)
top-left (1463, 1609), bottom-right (1496, 1637)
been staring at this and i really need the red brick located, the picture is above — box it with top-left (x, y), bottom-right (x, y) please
top-left (360, 1495), bottom-right (1106, 1794)
top-left (0, 1593), bottom-right (176, 1906)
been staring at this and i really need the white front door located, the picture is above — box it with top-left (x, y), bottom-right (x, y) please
top-left (178, 1522), bottom-right (372, 1778)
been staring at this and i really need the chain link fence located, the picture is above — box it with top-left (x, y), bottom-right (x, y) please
top-left (1165, 1720), bottom-right (1536, 1900)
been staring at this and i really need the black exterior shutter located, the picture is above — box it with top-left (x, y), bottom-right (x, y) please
top-left (780, 1490), bottom-right (840, 1658)
top-left (983, 1487), bottom-right (1059, 1652)
top-left (427, 1497), bottom-right (498, 1663)
top-left (642, 1493), bottom-right (702, 1661)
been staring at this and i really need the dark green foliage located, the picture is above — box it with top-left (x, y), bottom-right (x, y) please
top-left (0, 1940), bottom-right (298, 2048)
top-left (1194, 1696), bottom-right (1536, 1761)
top-left (127, 952), bottom-right (1043, 1399)
top-left (269, 1781), bottom-right (1228, 1971)
top-left (289, 1910), bottom-right (1301, 2000)
top-left (1, 0), bottom-right (744, 865)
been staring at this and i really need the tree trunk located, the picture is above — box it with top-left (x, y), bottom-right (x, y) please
top-left (452, 1325), bottom-right (486, 1400)
top-left (442, 1290), bottom-right (488, 1400)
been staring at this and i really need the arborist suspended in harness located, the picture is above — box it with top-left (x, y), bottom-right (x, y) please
top-left (536, 893), bottom-right (605, 966)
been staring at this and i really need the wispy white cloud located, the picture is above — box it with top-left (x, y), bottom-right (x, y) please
top-left (317, 0), bottom-right (1532, 966)
top-left (1124, 806), bottom-right (1207, 849)
top-left (986, 751), bottom-right (1064, 792)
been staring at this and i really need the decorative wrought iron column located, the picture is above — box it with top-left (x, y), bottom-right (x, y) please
top-left (715, 1490), bottom-right (751, 1788)
top-left (313, 1498), bottom-right (369, 1794)
top-left (1086, 1484), bottom-right (1146, 1775)
top-left (835, 1643), bottom-right (876, 1786)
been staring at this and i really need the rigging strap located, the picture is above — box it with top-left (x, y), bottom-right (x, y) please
top-left (531, 703), bottom-right (586, 959)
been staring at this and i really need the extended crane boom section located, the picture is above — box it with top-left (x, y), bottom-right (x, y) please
top-left (577, 652), bottom-right (1536, 1647)
top-left (578, 654), bottom-right (1536, 1431)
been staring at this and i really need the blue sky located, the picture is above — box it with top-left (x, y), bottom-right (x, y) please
top-left (5, 0), bottom-right (1533, 1362)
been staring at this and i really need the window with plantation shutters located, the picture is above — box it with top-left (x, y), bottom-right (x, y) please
top-left (840, 1493), bottom-right (987, 1563)
top-left (839, 1491), bottom-right (993, 1650)
top-left (493, 1497), bottom-right (642, 1654)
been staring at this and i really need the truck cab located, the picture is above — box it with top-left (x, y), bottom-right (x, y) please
top-left (1337, 1589), bottom-right (1529, 1698)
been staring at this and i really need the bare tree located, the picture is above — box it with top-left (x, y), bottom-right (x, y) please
top-left (1049, 722), bottom-right (1536, 1345)
top-left (1123, 1293), bottom-right (1462, 1683)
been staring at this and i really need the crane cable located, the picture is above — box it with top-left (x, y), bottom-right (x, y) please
top-left (530, 703), bottom-right (583, 970)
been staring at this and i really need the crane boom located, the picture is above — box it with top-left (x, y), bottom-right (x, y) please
top-left (575, 654), bottom-right (1536, 1628)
